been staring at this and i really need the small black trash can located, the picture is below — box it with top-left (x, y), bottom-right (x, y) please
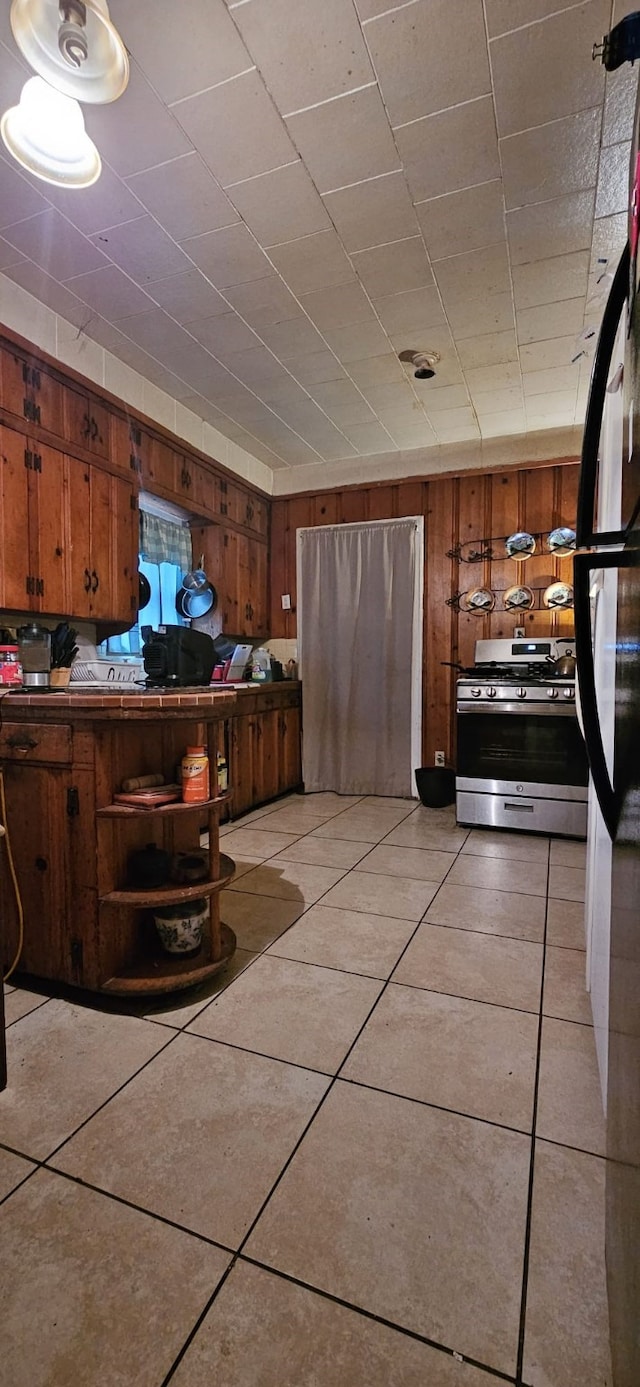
top-left (414, 766), bottom-right (455, 808)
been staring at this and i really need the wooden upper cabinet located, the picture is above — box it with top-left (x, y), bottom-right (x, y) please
top-left (65, 456), bottom-right (137, 623)
top-left (214, 475), bottom-right (268, 536)
top-left (63, 384), bottom-right (109, 460)
top-left (109, 413), bottom-right (145, 479)
top-left (1, 345), bottom-right (63, 437)
top-left (0, 424), bottom-right (32, 612)
top-left (0, 426), bottom-right (65, 615)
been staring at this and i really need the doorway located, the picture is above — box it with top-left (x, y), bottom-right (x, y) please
top-left (297, 517), bottom-right (424, 797)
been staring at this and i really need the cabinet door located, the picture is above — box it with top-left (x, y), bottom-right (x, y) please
top-left (64, 457), bottom-right (137, 622)
top-left (63, 386), bottom-right (109, 460)
top-left (279, 705), bottom-right (302, 794)
top-left (191, 461), bottom-right (216, 515)
top-left (243, 493), bottom-right (268, 537)
top-left (28, 442), bottom-right (67, 615)
top-left (229, 715), bottom-right (259, 817)
top-left (215, 476), bottom-right (248, 526)
top-left (218, 528), bottom-right (240, 632)
top-left (143, 435), bottom-right (177, 497)
top-left (258, 708), bottom-right (280, 803)
top-left (248, 539), bottom-right (269, 637)
top-left (0, 425), bottom-right (32, 611)
top-left (110, 414), bottom-right (144, 478)
top-left (0, 762), bottom-right (71, 983)
top-left (0, 348), bottom-right (63, 436)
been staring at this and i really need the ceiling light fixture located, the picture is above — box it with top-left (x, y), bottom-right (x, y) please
top-left (10, 0), bottom-right (129, 103)
top-left (399, 349), bottom-right (441, 381)
top-left (1, 75), bottom-right (101, 187)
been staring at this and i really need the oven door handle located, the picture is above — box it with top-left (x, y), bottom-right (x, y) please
top-left (456, 703), bottom-right (578, 717)
top-left (573, 546), bottom-right (639, 838)
top-left (577, 241), bottom-right (629, 548)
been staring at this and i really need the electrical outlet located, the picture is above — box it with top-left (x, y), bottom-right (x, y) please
top-left (435, 751), bottom-right (445, 767)
top-left (281, 594), bottom-right (291, 610)
top-left (514, 626), bottom-right (525, 638)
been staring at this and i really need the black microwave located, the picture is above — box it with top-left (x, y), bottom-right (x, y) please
top-left (141, 626), bottom-right (215, 687)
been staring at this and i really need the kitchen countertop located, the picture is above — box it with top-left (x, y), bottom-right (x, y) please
top-left (0, 682), bottom-right (301, 722)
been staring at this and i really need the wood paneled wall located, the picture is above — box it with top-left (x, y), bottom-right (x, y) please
top-left (269, 460), bottom-right (579, 766)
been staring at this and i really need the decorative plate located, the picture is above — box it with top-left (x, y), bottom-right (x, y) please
top-left (505, 531), bottom-right (536, 560)
top-left (543, 581), bottom-right (574, 610)
top-left (504, 585), bottom-right (535, 611)
top-left (547, 526), bottom-right (576, 557)
top-left (465, 588), bottom-right (495, 613)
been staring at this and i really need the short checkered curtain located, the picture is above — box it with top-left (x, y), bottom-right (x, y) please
top-left (139, 513), bottom-right (192, 574)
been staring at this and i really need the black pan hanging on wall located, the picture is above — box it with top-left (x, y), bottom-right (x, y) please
top-left (138, 572), bottom-right (151, 611)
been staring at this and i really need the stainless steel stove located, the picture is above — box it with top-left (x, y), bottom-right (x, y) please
top-left (456, 638), bottom-right (588, 837)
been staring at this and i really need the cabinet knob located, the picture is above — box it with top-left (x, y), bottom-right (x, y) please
top-left (91, 570), bottom-right (99, 593)
top-left (90, 417), bottom-right (99, 441)
top-left (82, 413), bottom-right (91, 439)
top-left (84, 568), bottom-right (92, 593)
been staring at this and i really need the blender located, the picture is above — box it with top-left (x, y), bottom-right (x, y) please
top-left (17, 622), bottom-right (51, 688)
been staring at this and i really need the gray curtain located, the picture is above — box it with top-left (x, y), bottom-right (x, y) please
top-left (298, 518), bottom-right (423, 797)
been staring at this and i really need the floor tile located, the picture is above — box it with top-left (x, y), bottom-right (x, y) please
top-left (171, 1259), bottom-right (497, 1386)
top-left (358, 796), bottom-right (417, 811)
top-left (219, 890), bottom-right (305, 951)
top-left (343, 983), bottom-right (538, 1131)
top-left (3, 987), bottom-right (49, 1026)
top-left (524, 1140), bottom-right (612, 1387)
top-left (246, 1081), bottom-right (530, 1376)
top-left (425, 883), bottom-right (546, 942)
top-left (229, 855), bottom-right (266, 880)
top-left (143, 948), bottom-right (257, 1029)
top-left (548, 864), bottom-right (586, 903)
top-left (311, 810), bottom-right (414, 842)
top-left (536, 1017), bottom-right (606, 1156)
top-left (382, 818), bottom-right (469, 852)
top-left (227, 859), bottom-right (346, 904)
top-left (549, 837), bottom-right (587, 869)
top-left (546, 897), bottom-right (586, 951)
top-left (543, 945), bottom-right (592, 1025)
top-left (0, 1168), bottom-right (229, 1387)
top-left (188, 954), bottom-right (382, 1072)
top-left (219, 827), bottom-right (304, 859)
top-left (0, 999), bottom-right (169, 1160)
top-left (393, 923), bottom-right (543, 1012)
top-left (267, 903), bottom-right (417, 979)
top-left (271, 836), bottom-right (375, 869)
top-left (448, 855), bottom-right (548, 897)
top-left (294, 792), bottom-right (365, 816)
top-left (320, 870), bottom-right (439, 921)
top-left (0, 1147), bottom-right (35, 1201)
top-left (354, 844), bottom-right (456, 883)
top-left (461, 829), bottom-right (549, 863)
top-left (228, 802), bottom-right (286, 827)
top-left (54, 1034), bottom-right (329, 1247)
top-left (248, 809), bottom-right (328, 835)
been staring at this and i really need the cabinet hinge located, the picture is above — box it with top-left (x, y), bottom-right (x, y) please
top-left (66, 787), bottom-right (80, 817)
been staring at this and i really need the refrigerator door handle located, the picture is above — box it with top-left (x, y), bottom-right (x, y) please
top-left (574, 546), bottom-right (640, 838)
top-left (577, 242), bottom-right (630, 549)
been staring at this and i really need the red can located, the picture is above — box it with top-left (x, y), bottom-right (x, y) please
top-left (0, 646), bottom-right (23, 686)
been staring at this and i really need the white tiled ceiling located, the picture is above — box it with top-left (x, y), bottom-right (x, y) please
top-left (0, 0), bottom-right (635, 479)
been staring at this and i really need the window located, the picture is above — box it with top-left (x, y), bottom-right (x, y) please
top-left (100, 496), bottom-right (193, 658)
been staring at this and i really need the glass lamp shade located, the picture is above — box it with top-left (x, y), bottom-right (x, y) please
top-left (1, 77), bottom-right (101, 187)
top-left (10, 0), bottom-right (129, 104)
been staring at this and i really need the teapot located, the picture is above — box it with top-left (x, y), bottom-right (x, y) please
top-left (546, 652), bottom-right (576, 678)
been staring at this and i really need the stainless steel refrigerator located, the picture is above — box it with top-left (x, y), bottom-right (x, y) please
top-left (577, 19), bottom-right (640, 1384)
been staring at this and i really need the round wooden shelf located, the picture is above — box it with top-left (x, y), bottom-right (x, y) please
top-left (100, 923), bottom-right (237, 996)
top-left (100, 853), bottom-right (235, 906)
top-left (97, 790), bottom-right (233, 818)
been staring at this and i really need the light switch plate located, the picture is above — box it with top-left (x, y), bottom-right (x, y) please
top-left (281, 594), bottom-right (291, 610)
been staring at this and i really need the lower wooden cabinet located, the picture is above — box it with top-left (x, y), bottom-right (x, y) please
top-left (229, 692), bottom-right (302, 819)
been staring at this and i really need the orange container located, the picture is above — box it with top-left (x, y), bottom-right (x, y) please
top-left (181, 745), bottom-right (210, 803)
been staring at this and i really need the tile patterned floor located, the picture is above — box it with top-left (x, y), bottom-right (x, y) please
top-left (0, 794), bottom-right (610, 1386)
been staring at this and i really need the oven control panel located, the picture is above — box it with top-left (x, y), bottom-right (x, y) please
top-left (458, 679), bottom-right (576, 705)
